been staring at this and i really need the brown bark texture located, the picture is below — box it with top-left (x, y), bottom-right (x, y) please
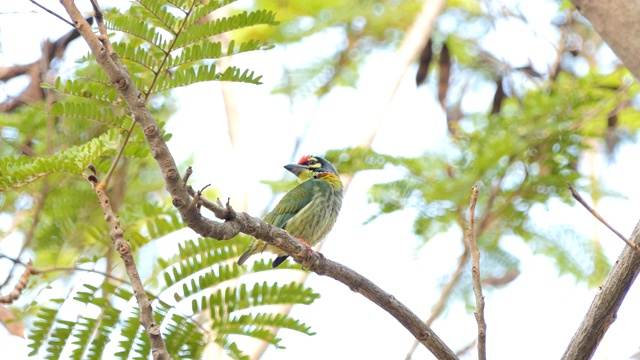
top-left (561, 220), bottom-right (640, 359)
top-left (562, 2), bottom-right (640, 358)
top-left (571, 0), bottom-right (640, 80)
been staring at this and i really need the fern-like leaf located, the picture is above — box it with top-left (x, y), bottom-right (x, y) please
top-left (199, 282), bottom-right (319, 320)
top-left (164, 314), bottom-right (205, 358)
top-left (181, 0), bottom-right (237, 28)
top-left (28, 306), bottom-right (61, 357)
top-left (107, 12), bottom-right (172, 51)
top-left (49, 77), bottom-right (123, 105)
top-left (85, 305), bottom-right (121, 360)
top-left (123, 201), bottom-right (184, 250)
top-left (111, 41), bottom-right (163, 73)
top-left (115, 311), bottom-right (142, 360)
top-left (221, 312), bottom-right (314, 342)
top-left (172, 10), bottom-right (278, 49)
top-left (46, 320), bottom-right (76, 360)
top-left (165, 39), bottom-right (268, 69)
top-left (49, 101), bottom-right (131, 130)
top-left (152, 64), bottom-right (262, 93)
top-left (0, 129), bottom-right (120, 191)
top-left (136, 0), bottom-right (184, 35)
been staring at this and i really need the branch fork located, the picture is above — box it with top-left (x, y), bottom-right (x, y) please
top-left (58, 0), bottom-right (458, 358)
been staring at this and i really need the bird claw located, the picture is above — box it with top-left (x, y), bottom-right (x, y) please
top-left (296, 237), bottom-right (313, 256)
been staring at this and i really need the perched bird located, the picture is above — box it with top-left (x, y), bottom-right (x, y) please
top-left (237, 155), bottom-right (344, 268)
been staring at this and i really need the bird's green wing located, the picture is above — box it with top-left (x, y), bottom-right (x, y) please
top-left (264, 179), bottom-right (322, 228)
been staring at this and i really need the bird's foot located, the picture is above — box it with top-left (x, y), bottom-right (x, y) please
top-left (296, 237), bottom-right (313, 256)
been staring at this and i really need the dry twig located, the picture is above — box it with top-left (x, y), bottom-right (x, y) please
top-left (567, 182), bottom-right (637, 251)
top-left (29, 0), bottom-right (74, 26)
top-left (0, 261), bottom-right (32, 304)
top-left (467, 185), bottom-right (486, 360)
top-left (83, 172), bottom-right (172, 360)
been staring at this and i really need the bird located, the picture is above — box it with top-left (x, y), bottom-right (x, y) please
top-left (237, 155), bottom-right (344, 268)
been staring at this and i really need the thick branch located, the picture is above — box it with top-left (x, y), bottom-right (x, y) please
top-left (59, 2), bottom-right (457, 358)
top-left (570, 0), bottom-right (640, 80)
top-left (309, 259), bottom-right (457, 360)
top-left (59, 1), bottom-right (229, 240)
top-left (562, 220), bottom-right (640, 359)
top-left (0, 17), bottom-right (90, 112)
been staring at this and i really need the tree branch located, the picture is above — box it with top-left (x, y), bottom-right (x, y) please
top-left (83, 172), bottom-right (172, 360)
top-left (195, 190), bottom-right (461, 357)
top-left (314, 258), bottom-right (458, 359)
top-left (567, 182), bottom-right (637, 251)
top-left (562, 218), bottom-right (640, 359)
top-left (58, 1), bottom-right (459, 358)
top-left (0, 16), bottom-right (91, 112)
top-left (0, 261), bottom-right (32, 304)
top-left (30, 0), bottom-right (74, 27)
top-left (467, 185), bottom-right (486, 360)
top-left (570, 0), bottom-right (640, 80)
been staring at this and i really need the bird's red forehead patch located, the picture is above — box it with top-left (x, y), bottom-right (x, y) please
top-left (298, 155), bottom-right (311, 164)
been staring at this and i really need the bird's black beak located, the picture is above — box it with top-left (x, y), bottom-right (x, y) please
top-left (284, 163), bottom-right (308, 176)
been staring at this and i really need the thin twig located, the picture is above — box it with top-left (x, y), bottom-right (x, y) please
top-left (89, 0), bottom-right (117, 60)
top-left (0, 261), bottom-right (32, 304)
top-left (101, 120), bottom-right (136, 189)
top-left (89, 0), bottom-right (134, 189)
top-left (29, 0), bottom-right (74, 27)
top-left (427, 245), bottom-right (469, 324)
top-left (456, 338), bottom-right (478, 357)
top-left (84, 172), bottom-right (172, 360)
top-left (467, 185), bottom-right (486, 360)
top-left (1, 255), bottom-right (214, 338)
top-left (567, 182), bottom-right (637, 251)
top-left (0, 255), bottom-right (129, 285)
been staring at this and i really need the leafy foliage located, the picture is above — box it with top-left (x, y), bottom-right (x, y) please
top-left (27, 237), bottom-right (318, 359)
top-left (0, 0), bottom-right (319, 359)
top-left (0, 129), bottom-right (115, 191)
top-left (4, 0), bottom-right (640, 358)
top-left (222, 0), bottom-right (640, 305)
top-left (323, 67), bottom-right (639, 289)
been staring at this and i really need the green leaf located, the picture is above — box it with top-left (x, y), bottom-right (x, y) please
top-left (0, 129), bottom-right (120, 191)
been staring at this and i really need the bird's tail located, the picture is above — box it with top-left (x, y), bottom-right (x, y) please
top-left (237, 240), bottom-right (262, 266)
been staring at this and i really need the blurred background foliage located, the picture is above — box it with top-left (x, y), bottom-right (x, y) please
top-left (1, 0), bottom-right (640, 357)
top-left (251, 0), bottom-right (639, 297)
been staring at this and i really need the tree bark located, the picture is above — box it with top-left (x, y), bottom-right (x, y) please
top-left (561, 220), bottom-right (640, 359)
top-left (570, 0), bottom-right (640, 80)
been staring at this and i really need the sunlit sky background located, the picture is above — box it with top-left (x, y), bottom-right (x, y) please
top-left (2, 1), bottom-right (640, 359)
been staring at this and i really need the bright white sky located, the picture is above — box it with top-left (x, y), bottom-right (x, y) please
top-left (2, 1), bottom-right (640, 359)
